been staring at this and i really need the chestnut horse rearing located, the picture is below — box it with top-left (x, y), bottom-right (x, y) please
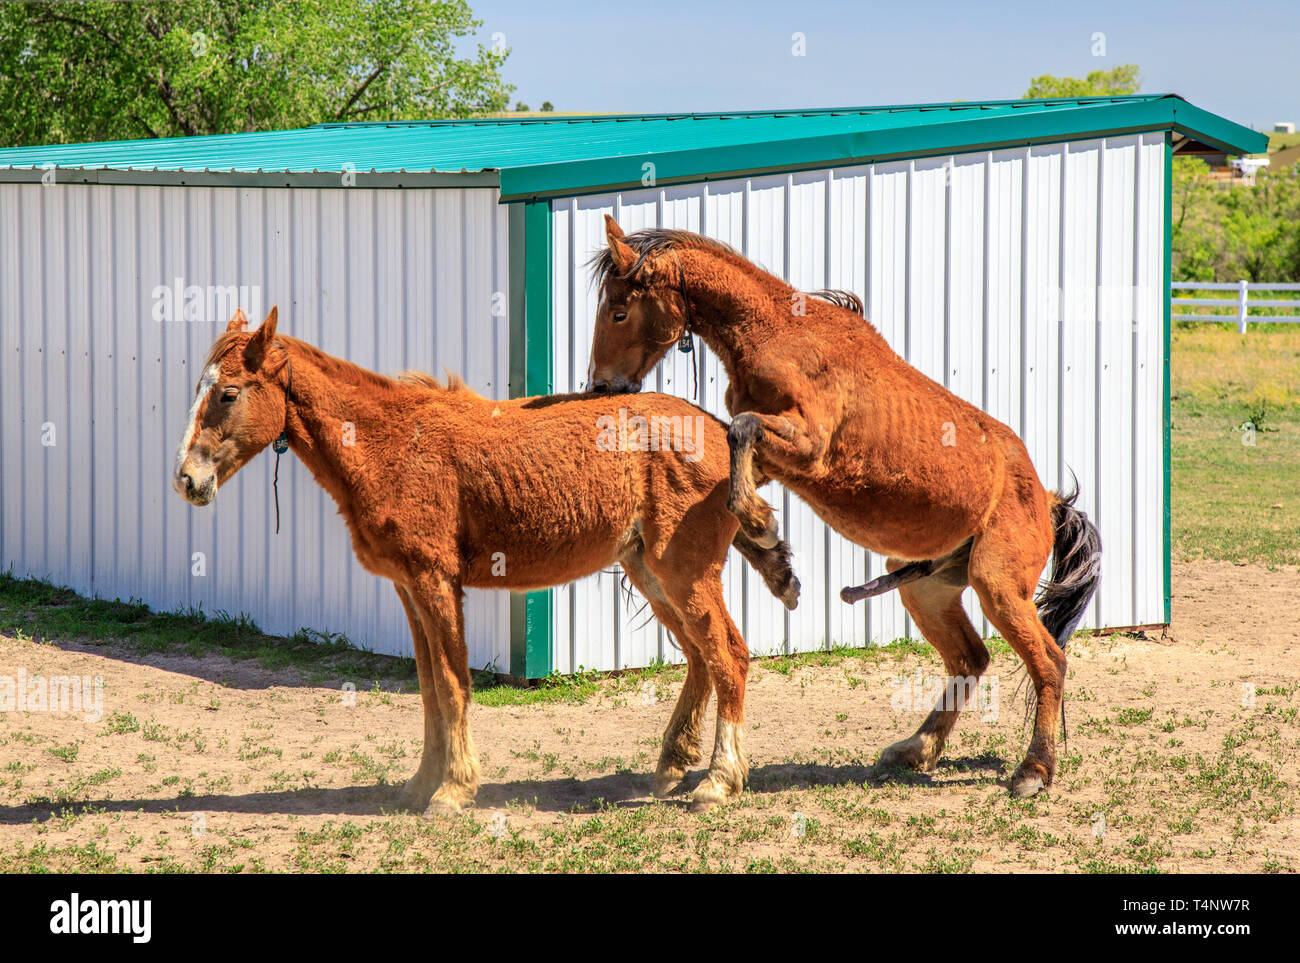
top-left (173, 307), bottom-right (800, 813)
top-left (588, 217), bottom-right (1102, 798)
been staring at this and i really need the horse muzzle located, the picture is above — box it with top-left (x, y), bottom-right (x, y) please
top-left (174, 467), bottom-right (217, 506)
top-left (588, 376), bottom-right (643, 395)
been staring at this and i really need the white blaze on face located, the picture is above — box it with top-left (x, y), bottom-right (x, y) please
top-left (173, 363), bottom-right (219, 491)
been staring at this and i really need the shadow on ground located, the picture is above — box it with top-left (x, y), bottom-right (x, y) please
top-left (0, 754), bottom-right (1011, 824)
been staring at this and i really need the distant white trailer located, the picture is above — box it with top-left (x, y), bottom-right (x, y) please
top-left (0, 96), bottom-right (1267, 676)
top-left (1231, 156), bottom-right (1271, 183)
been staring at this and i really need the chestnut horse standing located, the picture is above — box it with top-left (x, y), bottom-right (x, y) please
top-left (173, 307), bottom-right (800, 812)
top-left (587, 218), bottom-right (1102, 798)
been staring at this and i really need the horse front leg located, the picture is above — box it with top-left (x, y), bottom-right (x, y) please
top-left (394, 586), bottom-right (445, 811)
top-left (726, 409), bottom-right (826, 548)
top-left (407, 573), bottom-right (479, 813)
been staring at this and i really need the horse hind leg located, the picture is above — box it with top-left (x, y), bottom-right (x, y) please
top-left (731, 530), bottom-right (801, 610)
top-left (878, 555), bottom-right (989, 774)
top-left (620, 543), bottom-right (709, 797)
top-left (968, 525), bottom-right (1063, 798)
top-left (640, 498), bottom-right (751, 811)
top-left (660, 577), bottom-right (750, 812)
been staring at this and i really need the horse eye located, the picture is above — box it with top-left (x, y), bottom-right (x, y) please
top-left (220, 387), bottom-right (239, 404)
top-left (612, 312), bottom-right (628, 323)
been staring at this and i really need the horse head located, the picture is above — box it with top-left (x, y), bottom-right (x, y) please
top-left (172, 306), bottom-right (288, 506)
top-left (587, 215), bottom-right (716, 394)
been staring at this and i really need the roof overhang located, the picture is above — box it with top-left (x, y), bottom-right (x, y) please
top-left (0, 167), bottom-right (499, 189)
top-left (497, 97), bottom-right (1268, 202)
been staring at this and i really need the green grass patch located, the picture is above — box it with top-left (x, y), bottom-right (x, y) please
top-left (1172, 325), bottom-right (1300, 566)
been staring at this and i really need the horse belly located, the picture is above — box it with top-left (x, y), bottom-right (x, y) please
top-left (459, 457), bottom-right (642, 590)
top-left (463, 529), bottom-right (628, 591)
top-left (785, 476), bottom-right (982, 561)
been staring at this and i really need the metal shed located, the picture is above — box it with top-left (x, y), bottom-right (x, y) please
top-left (0, 95), bottom-right (1266, 677)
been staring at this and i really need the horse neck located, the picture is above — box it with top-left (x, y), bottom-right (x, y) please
top-left (277, 341), bottom-right (416, 508)
top-left (678, 249), bottom-right (799, 368)
top-left (678, 247), bottom-right (892, 372)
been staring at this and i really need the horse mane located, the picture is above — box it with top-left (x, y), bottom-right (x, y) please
top-left (397, 369), bottom-right (468, 393)
top-left (589, 227), bottom-right (867, 319)
top-left (588, 228), bottom-right (742, 286)
top-left (809, 289), bottom-right (865, 316)
top-left (204, 331), bottom-right (469, 394)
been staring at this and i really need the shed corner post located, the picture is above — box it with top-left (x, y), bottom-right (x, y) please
top-left (507, 198), bottom-right (555, 680)
top-left (1162, 132), bottom-right (1173, 625)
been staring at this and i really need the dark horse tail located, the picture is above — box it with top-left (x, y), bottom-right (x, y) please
top-left (1036, 487), bottom-right (1102, 651)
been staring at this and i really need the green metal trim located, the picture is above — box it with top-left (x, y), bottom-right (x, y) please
top-left (1162, 135), bottom-right (1174, 625)
top-left (507, 203), bottom-right (528, 398)
top-left (309, 94), bottom-right (1173, 130)
top-left (498, 98), bottom-right (1267, 201)
top-left (0, 168), bottom-right (499, 189)
top-left (507, 199), bottom-right (554, 679)
top-left (523, 200), bottom-right (555, 397)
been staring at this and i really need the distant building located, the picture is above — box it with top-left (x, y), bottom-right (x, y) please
top-left (1230, 155), bottom-right (1270, 184)
top-left (1275, 122), bottom-right (1295, 134)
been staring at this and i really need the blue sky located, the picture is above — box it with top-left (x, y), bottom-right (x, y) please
top-left (469, 0), bottom-right (1296, 132)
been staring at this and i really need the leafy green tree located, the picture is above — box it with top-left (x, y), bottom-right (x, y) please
top-left (0, 0), bottom-right (512, 146)
top-left (1172, 155), bottom-right (1300, 283)
top-left (1023, 65), bottom-right (1140, 99)
top-left (1171, 157), bottom-right (1224, 281)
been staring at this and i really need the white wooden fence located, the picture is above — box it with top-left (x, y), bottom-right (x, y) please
top-left (1172, 281), bottom-right (1300, 331)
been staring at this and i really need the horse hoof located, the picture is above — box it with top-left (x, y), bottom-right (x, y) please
top-left (426, 787), bottom-right (473, 815)
top-left (1009, 764), bottom-right (1049, 798)
top-left (781, 576), bottom-right (801, 611)
top-left (688, 773), bottom-right (742, 813)
top-left (653, 767), bottom-right (685, 798)
top-left (688, 782), bottom-right (727, 813)
top-left (395, 777), bottom-right (436, 812)
top-left (396, 791), bottom-right (429, 812)
top-left (878, 736), bottom-right (939, 773)
top-left (1010, 774), bottom-right (1044, 798)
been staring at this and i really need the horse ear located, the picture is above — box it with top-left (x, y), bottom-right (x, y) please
top-left (243, 306), bottom-right (279, 369)
top-left (604, 215), bottom-right (635, 275)
top-left (225, 308), bottom-right (249, 333)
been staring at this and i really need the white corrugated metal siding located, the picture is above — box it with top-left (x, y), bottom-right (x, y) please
top-left (549, 132), bottom-right (1167, 670)
top-left (0, 183), bottom-right (511, 667)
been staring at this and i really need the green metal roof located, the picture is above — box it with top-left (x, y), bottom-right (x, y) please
top-left (0, 94), bottom-right (1266, 200)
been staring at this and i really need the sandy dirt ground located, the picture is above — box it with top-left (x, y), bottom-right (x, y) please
top-left (0, 561), bottom-right (1296, 873)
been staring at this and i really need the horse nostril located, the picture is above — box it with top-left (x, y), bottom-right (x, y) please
top-left (182, 472), bottom-right (195, 493)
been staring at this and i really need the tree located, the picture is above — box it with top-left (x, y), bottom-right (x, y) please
top-left (1171, 157), bottom-right (1223, 281)
top-left (1023, 65), bottom-right (1140, 100)
top-left (1171, 156), bottom-right (1300, 283)
top-left (0, 0), bottom-right (513, 146)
